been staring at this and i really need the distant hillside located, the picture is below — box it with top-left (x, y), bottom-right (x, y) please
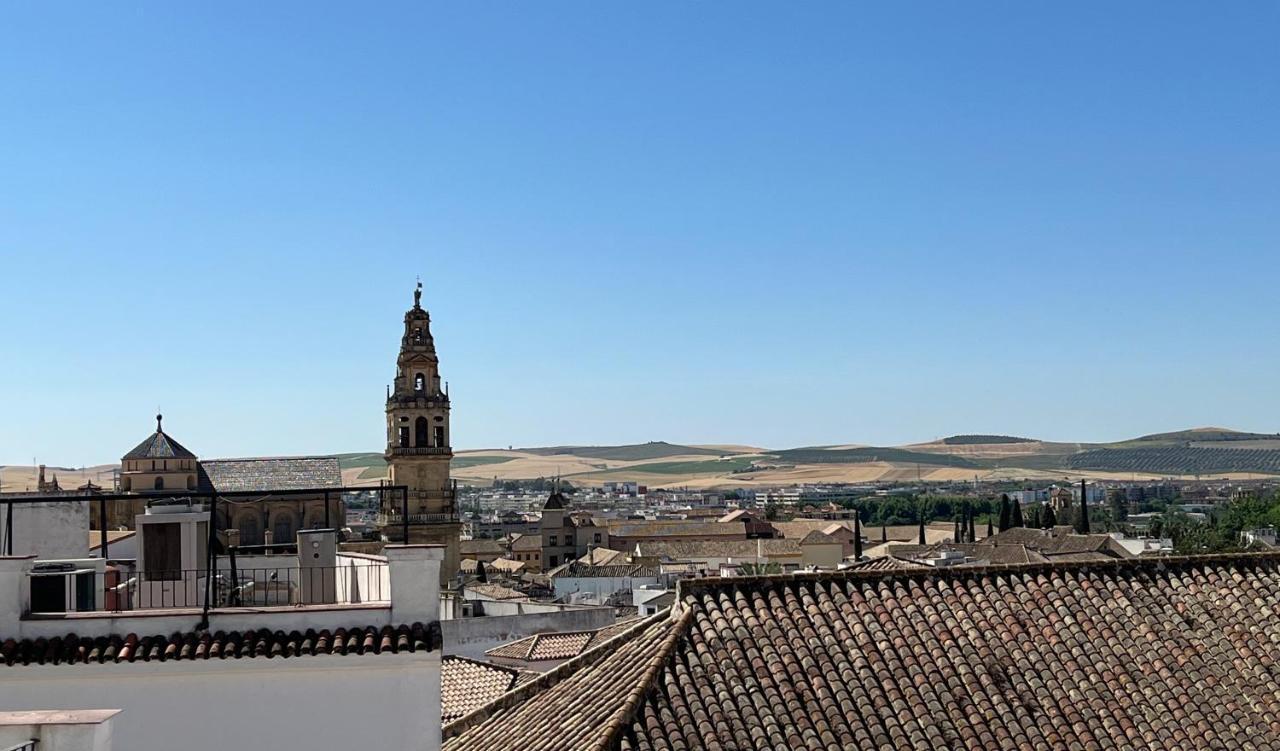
top-left (941, 435), bottom-right (1035, 445)
top-left (1130, 428), bottom-right (1280, 443)
top-left (1067, 447), bottom-right (1280, 475)
top-left (772, 446), bottom-right (983, 469)
top-left (515, 442), bottom-right (727, 461)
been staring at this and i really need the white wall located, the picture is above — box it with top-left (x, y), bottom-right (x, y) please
top-left (0, 653), bottom-right (441, 751)
top-left (18, 602), bottom-right (394, 641)
top-left (1, 501), bottom-right (90, 559)
top-left (0, 709), bottom-right (118, 751)
top-left (552, 575), bottom-right (659, 602)
top-left (442, 608), bottom-right (615, 659)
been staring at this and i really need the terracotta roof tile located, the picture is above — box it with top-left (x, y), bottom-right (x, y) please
top-left (0, 623), bottom-right (439, 667)
top-left (466, 583), bottom-right (528, 601)
top-left (449, 553), bottom-right (1280, 751)
top-left (442, 657), bottom-right (522, 723)
top-left (484, 617), bottom-right (647, 664)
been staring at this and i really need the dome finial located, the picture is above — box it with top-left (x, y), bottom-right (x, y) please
top-left (156, 412), bottom-right (163, 433)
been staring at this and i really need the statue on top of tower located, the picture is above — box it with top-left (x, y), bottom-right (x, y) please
top-left (414, 278), bottom-right (422, 309)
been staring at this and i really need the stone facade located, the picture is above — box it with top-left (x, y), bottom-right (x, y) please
top-left (381, 282), bottom-right (460, 585)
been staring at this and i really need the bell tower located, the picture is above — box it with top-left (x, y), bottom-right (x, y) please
top-left (382, 280), bottom-right (460, 584)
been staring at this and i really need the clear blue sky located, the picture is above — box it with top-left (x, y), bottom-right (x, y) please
top-left (2, 3), bottom-right (1278, 466)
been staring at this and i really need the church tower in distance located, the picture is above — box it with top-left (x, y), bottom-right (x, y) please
top-left (382, 281), bottom-right (460, 584)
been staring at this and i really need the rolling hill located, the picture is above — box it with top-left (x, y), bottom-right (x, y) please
top-left (8, 428), bottom-right (1279, 494)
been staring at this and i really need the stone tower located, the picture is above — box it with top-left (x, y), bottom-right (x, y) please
top-left (383, 281), bottom-right (460, 585)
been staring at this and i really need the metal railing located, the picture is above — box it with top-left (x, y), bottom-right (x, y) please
top-left (377, 511), bottom-right (459, 525)
top-left (25, 560), bottom-right (388, 615)
top-left (2, 740), bottom-right (37, 751)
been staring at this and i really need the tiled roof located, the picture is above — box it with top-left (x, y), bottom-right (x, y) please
top-left (509, 534), bottom-right (542, 551)
top-left (442, 656), bottom-right (523, 723)
top-left (460, 539), bottom-right (505, 556)
top-left (845, 555), bottom-right (927, 572)
top-left (197, 456), bottom-right (342, 493)
top-left (487, 558), bottom-right (526, 574)
top-left (449, 613), bottom-right (680, 747)
top-left (579, 547), bottom-right (626, 566)
top-left (466, 583), bottom-right (528, 601)
top-left (551, 562), bottom-right (658, 579)
top-left (607, 521), bottom-right (744, 539)
top-left (484, 617), bottom-right (647, 664)
top-left (632, 538), bottom-right (802, 560)
top-left (797, 529), bottom-right (837, 545)
top-left (769, 520), bottom-right (854, 540)
top-left (528, 633), bottom-right (593, 660)
top-left (1, 623), bottom-right (439, 667)
top-left (985, 527), bottom-right (1135, 559)
top-left (123, 430), bottom-right (196, 460)
top-left (447, 554), bottom-right (1280, 751)
top-left (887, 542), bottom-right (1050, 566)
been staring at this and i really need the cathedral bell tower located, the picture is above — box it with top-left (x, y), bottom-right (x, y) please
top-left (381, 281), bottom-right (460, 584)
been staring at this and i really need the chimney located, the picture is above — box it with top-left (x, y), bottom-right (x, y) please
top-left (386, 544), bottom-right (443, 624)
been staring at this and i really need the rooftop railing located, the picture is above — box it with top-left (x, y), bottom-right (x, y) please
top-left (25, 559), bottom-right (388, 616)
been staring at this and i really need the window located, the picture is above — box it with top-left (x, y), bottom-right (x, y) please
top-left (414, 373), bottom-right (425, 392)
top-left (415, 417), bottom-right (429, 447)
top-left (594, 533), bottom-right (602, 544)
top-left (273, 515), bottom-right (296, 545)
top-left (238, 515), bottom-right (262, 546)
top-left (398, 426), bottom-right (410, 448)
top-left (548, 556), bottom-right (559, 568)
top-left (548, 535), bottom-right (558, 547)
top-left (143, 523), bottom-right (182, 580)
top-left (434, 426), bottom-right (445, 448)
top-left (154, 477), bottom-right (164, 491)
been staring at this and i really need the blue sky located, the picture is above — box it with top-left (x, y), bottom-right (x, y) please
top-left (2, 3), bottom-right (1278, 465)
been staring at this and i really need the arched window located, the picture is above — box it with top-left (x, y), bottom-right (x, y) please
top-left (238, 515), bottom-right (261, 546)
top-left (413, 327), bottom-right (423, 343)
top-left (273, 514), bottom-right (296, 546)
top-left (414, 373), bottom-right (425, 392)
top-left (415, 416), bottom-right (429, 447)
top-left (154, 477), bottom-right (164, 491)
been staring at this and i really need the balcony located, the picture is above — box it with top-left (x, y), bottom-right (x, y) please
top-left (377, 511), bottom-right (460, 526)
top-left (386, 447), bottom-right (453, 457)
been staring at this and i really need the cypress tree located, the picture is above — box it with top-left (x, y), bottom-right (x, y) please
top-left (968, 505), bottom-right (977, 542)
top-left (998, 494), bottom-right (1011, 532)
top-left (476, 560), bottom-right (488, 583)
top-left (1031, 505), bottom-right (1041, 530)
top-left (881, 524), bottom-right (887, 543)
top-left (1012, 498), bottom-right (1024, 528)
top-left (953, 517), bottom-right (961, 542)
top-left (986, 515), bottom-right (994, 538)
top-left (854, 514), bottom-right (863, 560)
top-left (1077, 480), bottom-right (1091, 534)
top-left (1043, 505), bottom-right (1057, 528)
top-left (918, 517), bottom-right (926, 545)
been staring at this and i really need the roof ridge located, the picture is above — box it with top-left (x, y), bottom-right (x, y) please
top-left (443, 610), bottom-right (671, 741)
top-left (676, 550), bottom-right (1280, 599)
top-left (589, 606), bottom-right (694, 751)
